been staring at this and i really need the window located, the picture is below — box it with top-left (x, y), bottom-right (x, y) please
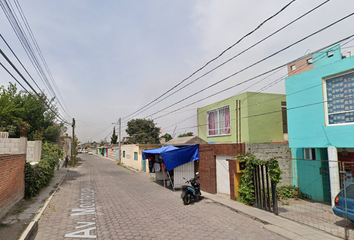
top-left (123, 151), bottom-right (125, 158)
top-left (307, 58), bottom-right (313, 65)
top-left (325, 71), bottom-right (354, 125)
top-left (304, 148), bottom-right (316, 160)
top-left (207, 106), bottom-right (230, 136)
top-left (327, 50), bottom-right (334, 58)
top-left (291, 65), bottom-right (296, 71)
top-left (134, 152), bottom-right (138, 161)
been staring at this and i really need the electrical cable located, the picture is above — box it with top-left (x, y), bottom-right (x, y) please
top-left (122, 0), bottom-right (299, 121)
top-left (160, 37), bottom-right (354, 134)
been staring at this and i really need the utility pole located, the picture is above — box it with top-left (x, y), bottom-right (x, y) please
top-left (118, 117), bottom-right (121, 163)
top-left (71, 118), bottom-right (75, 164)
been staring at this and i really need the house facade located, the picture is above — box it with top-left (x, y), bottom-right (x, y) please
top-left (197, 92), bottom-right (287, 144)
top-left (285, 44), bottom-right (354, 205)
top-left (120, 144), bottom-right (161, 171)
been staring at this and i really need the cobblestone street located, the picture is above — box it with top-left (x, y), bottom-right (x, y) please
top-left (31, 154), bottom-right (286, 240)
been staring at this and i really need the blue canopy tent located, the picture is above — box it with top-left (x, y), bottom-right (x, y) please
top-left (142, 145), bottom-right (199, 171)
top-left (142, 145), bottom-right (199, 189)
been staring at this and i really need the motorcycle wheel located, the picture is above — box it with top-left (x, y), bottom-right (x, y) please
top-left (183, 194), bottom-right (191, 205)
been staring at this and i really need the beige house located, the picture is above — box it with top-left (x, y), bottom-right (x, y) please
top-left (120, 144), bottom-right (161, 171)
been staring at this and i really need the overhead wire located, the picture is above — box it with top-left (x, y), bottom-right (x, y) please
top-left (122, 0), bottom-right (299, 121)
top-left (122, 0), bottom-right (332, 122)
top-left (149, 14), bottom-right (354, 122)
top-left (0, 0), bottom-right (72, 120)
top-left (161, 37), bottom-right (354, 135)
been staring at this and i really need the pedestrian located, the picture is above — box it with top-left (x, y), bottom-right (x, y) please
top-left (65, 155), bottom-right (69, 168)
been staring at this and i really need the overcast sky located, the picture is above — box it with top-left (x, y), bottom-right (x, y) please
top-left (0, 0), bottom-right (354, 143)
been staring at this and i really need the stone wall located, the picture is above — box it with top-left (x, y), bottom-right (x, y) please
top-left (246, 143), bottom-right (293, 186)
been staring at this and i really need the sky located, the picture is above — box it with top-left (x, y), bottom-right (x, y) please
top-left (0, 0), bottom-right (354, 143)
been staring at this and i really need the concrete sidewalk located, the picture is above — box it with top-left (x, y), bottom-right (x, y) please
top-left (202, 192), bottom-right (342, 240)
top-left (0, 166), bottom-right (69, 240)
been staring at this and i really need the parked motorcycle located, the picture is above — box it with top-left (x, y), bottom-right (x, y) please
top-left (181, 173), bottom-right (201, 205)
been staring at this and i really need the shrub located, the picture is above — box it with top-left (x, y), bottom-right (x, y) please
top-left (237, 153), bottom-right (282, 206)
top-left (24, 142), bottom-right (63, 199)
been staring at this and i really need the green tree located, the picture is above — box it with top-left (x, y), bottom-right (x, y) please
top-left (178, 132), bottom-right (194, 138)
top-left (126, 119), bottom-right (160, 144)
top-left (0, 83), bottom-right (66, 142)
top-left (111, 127), bottom-right (118, 144)
top-left (160, 133), bottom-right (172, 142)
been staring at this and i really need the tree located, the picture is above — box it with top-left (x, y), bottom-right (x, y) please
top-left (126, 119), bottom-right (160, 144)
top-left (0, 82), bottom-right (66, 142)
top-left (160, 133), bottom-right (172, 142)
top-left (111, 127), bottom-right (118, 144)
top-left (178, 132), bottom-right (194, 138)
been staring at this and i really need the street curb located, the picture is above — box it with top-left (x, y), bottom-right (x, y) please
top-left (201, 194), bottom-right (342, 240)
top-left (18, 169), bottom-right (68, 240)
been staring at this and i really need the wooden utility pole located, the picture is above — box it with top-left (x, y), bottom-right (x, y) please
top-left (118, 118), bottom-right (121, 163)
top-left (71, 118), bottom-right (75, 164)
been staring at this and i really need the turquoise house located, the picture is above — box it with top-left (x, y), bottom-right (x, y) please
top-left (285, 45), bottom-right (354, 205)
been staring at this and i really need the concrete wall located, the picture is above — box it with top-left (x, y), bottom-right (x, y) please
top-left (26, 141), bottom-right (42, 162)
top-left (0, 138), bottom-right (27, 154)
top-left (0, 154), bottom-right (26, 219)
top-left (246, 143), bottom-right (293, 186)
top-left (197, 92), bottom-right (286, 144)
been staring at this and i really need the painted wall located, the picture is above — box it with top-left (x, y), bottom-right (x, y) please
top-left (291, 148), bottom-right (330, 202)
top-left (121, 144), bottom-right (161, 171)
top-left (285, 45), bottom-right (354, 149)
top-left (197, 92), bottom-right (286, 144)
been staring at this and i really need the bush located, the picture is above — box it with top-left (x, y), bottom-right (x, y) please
top-left (276, 185), bottom-right (308, 200)
top-left (24, 142), bottom-right (63, 199)
top-left (237, 153), bottom-right (282, 206)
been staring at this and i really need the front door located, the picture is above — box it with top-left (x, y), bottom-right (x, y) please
top-left (216, 155), bottom-right (234, 195)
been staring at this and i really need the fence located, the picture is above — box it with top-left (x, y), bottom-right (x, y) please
top-left (253, 164), bottom-right (278, 214)
top-left (277, 159), bottom-right (354, 240)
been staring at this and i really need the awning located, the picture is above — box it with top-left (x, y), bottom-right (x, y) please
top-left (142, 144), bottom-right (199, 171)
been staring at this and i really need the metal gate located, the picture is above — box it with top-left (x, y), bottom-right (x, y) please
top-left (253, 165), bottom-right (278, 215)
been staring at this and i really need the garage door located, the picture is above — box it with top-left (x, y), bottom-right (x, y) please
top-left (216, 155), bottom-right (234, 195)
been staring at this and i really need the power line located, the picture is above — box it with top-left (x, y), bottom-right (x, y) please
top-left (0, 48), bottom-right (70, 124)
top-left (0, 0), bottom-right (72, 120)
top-left (148, 15), bottom-right (354, 122)
top-left (122, 0), bottom-right (299, 121)
top-left (160, 38), bottom-right (354, 134)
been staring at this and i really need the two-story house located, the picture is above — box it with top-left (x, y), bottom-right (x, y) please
top-left (285, 44), bottom-right (354, 205)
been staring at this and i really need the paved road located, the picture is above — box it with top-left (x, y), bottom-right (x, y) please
top-left (31, 154), bottom-right (286, 240)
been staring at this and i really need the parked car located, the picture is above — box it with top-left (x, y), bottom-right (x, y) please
top-left (88, 151), bottom-right (93, 155)
top-left (332, 183), bottom-right (354, 221)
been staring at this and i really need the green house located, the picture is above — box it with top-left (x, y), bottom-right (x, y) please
top-left (197, 92), bottom-right (287, 144)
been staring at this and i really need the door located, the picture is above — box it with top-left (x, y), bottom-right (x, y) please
top-left (216, 155), bottom-right (234, 195)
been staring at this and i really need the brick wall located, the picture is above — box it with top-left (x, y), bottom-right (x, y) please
top-left (0, 154), bottom-right (26, 219)
top-left (246, 143), bottom-right (293, 186)
top-left (199, 143), bottom-right (245, 194)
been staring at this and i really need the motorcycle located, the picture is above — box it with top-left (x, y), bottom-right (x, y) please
top-left (181, 173), bottom-right (201, 205)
